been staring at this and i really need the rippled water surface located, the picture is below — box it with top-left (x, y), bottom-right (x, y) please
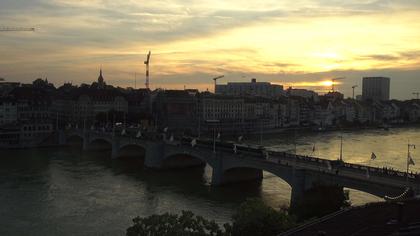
top-left (1, 127), bottom-right (419, 235)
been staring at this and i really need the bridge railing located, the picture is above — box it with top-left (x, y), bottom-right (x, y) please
top-left (74, 130), bottom-right (420, 183)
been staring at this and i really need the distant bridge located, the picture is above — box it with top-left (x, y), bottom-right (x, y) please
top-left (61, 129), bottom-right (420, 206)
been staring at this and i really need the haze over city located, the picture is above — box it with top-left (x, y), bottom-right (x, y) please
top-left (1, 0), bottom-right (420, 99)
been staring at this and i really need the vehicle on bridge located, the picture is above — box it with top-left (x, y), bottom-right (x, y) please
top-left (180, 136), bottom-right (267, 158)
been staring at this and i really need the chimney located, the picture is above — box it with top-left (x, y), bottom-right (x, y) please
top-left (251, 78), bottom-right (257, 83)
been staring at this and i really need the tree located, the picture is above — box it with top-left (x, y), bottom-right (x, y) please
top-left (230, 198), bottom-right (296, 236)
top-left (126, 199), bottom-right (297, 236)
top-left (126, 210), bottom-right (229, 236)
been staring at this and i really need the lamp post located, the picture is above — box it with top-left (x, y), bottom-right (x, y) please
top-left (340, 135), bottom-right (343, 161)
top-left (294, 128), bottom-right (297, 157)
top-left (112, 113), bottom-right (116, 138)
top-left (406, 141), bottom-right (416, 183)
top-left (206, 119), bottom-right (220, 154)
top-left (259, 118), bottom-right (264, 146)
top-left (198, 100), bottom-right (201, 138)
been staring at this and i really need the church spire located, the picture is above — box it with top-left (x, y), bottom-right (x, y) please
top-left (98, 66), bottom-right (105, 89)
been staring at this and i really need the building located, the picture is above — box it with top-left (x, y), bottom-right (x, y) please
top-left (362, 77), bottom-right (390, 101)
top-left (313, 101), bottom-right (334, 127)
top-left (323, 91), bottom-right (344, 102)
top-left (0, 82), bottom-right (20, 96)
top-left (401, 101), bottom-right (420, 122)
top-left (198, 93), bottom-right (245, 134)
top-left (126, 88), bottom-right (152, 126)
top-left (215, 78), bottom-right (283, 98)
top-left (9, 87), bottom-right (53, 123)
top-left (285, 98), bottom-right (300, 127)
top-left (153, 90), bottom-right (197, 134)
top-left (286, 88), bottom-right (319, 102)
top-left (71, 90), bottom-right (128, 126)
top-left (0, 97), bottom-right (17, 125)
top-left (196, 93), bottom-right (283, 135)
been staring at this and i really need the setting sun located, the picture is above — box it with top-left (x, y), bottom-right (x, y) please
top-left (320, 80), bottom-right (334, 87)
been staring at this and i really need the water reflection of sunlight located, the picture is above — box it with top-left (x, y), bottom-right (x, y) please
top-left (263, 127), bottom-right (420, 172)
top-left (247, 127), bottom-right (420, 206)
top-left (261, 172), bottom-right (291, 209)
top-left (345, 188), bottom-right (383, 206)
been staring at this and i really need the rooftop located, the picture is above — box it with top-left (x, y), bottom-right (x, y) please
top-left (283, 199), bottom-right (420, 236)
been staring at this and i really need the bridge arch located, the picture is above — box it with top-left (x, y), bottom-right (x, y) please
top-left (344, 188), bottom-right (383, 205)
top-left (220, 164), bottom-right (294, 188)
top-left (332, 177), bottom-right (406, 199)
top-left (162, 151), bottom-right (209, 169)
top-left (116, 143), bottom-right (147, 160)
top-left (88, 137), bottom-right (112, 150)
top-left (66, 133), bottom-right (84, 146)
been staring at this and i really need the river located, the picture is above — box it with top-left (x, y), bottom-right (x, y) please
top-left (0, 127), bottom-right (419, 235)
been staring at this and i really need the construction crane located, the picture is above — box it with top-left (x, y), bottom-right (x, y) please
top-left (212, 75), bottom-right (224, 92)
top-left (352, 85), bottom-right (358, 99)
top-left (331, 77), bottom-right (345, 92)
top-left (144, 51), bottom-right (151, 89)
top-left (414, 92), bottom-right (420, 100)
top-left (0, 27), bottom-right (35, 32)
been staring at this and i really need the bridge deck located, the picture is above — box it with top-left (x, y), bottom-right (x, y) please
top-left (67, 129), bottom-right (420, 192)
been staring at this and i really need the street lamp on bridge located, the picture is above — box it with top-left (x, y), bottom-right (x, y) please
top-left (206, 119), bottom-right (220, 154)
top-left (406, 141), bottom-right (416, 184)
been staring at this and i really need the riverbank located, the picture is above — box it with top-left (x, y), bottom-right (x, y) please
top-left (214, 123), bottom-right (420, 141)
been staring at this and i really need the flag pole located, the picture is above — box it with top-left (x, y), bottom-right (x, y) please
top-left (407, 140), bottom-right (410, 184)
top-left (294, 128), bottom-right (297, 157)
top-left (339, 131), bottom-right (343, 162)
top-left (406, 140), bottom-right (416, 185)
top-left (312, 143), bottom-right (315, 156)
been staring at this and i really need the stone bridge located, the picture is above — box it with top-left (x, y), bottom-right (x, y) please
top-left (63, 130), bottom-right (420, 206)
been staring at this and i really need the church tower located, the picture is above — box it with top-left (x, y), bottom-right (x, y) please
top-left (98, 68), bottom-right (105, 89)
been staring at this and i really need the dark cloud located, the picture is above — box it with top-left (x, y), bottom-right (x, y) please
top-left (358, 51), bottom-right (420, 62)
top-left (1, 0), bottom-right (420, 48)
top-left (399, 51), bottom-right (420, 60)
top-left (1, 0), bottom-right (420, 100)
top-left (358, 54), bottom-right (400, 61)
top-left (262, 62), bottom-right (299, 68)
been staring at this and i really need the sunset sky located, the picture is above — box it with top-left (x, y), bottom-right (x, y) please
top-left (1, 0), bottom-right (420, 99)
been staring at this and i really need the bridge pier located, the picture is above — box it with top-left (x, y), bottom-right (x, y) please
top-left (82, 133), bottom-right (89, 151)
top-left (144, 141), bottom-right (166, 168)
top-left (210, 155), bottom-right (263, 186)
top-left (289, 169), bottom-right (349, 215)
top-left (290, 169), bottom-right (308, 208)
top-left (211, 160), bottom-right (224, 186)
top-left (111, 139), bottom-right (120, 159)
top-left (58, 130), bottom-right (67, 146)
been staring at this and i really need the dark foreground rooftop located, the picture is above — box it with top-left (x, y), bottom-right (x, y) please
top-left (283, 199), bottom-right (420, 236)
